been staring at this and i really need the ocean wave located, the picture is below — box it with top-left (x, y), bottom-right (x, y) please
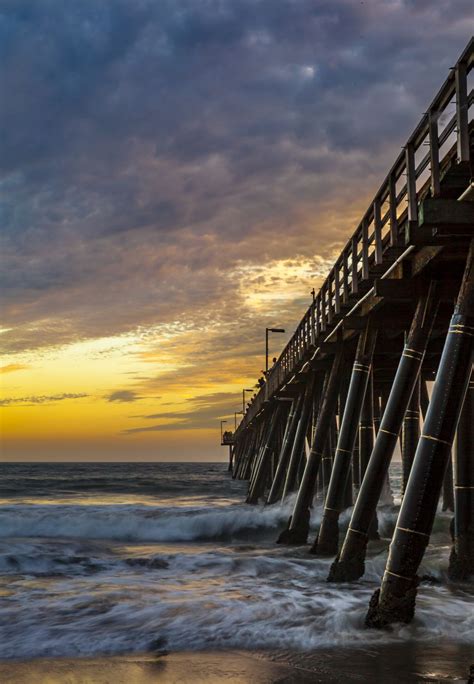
top-left (0, 545), bottom-right (472, 659)
top-left (0, 502), bottom-right (296, 543)
top-left (0, 499), bottom-right (452, 548)
top-left (0, 460), bottom-right (468, 662)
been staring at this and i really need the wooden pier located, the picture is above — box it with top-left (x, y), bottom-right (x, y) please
top-left (227, 38), bottom-right (474, 627)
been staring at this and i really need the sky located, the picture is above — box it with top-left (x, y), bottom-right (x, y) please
top-left (1, 1), bottom-right (473, 462)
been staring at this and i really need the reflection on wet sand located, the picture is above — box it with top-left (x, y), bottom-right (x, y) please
top-left (0, 645), bottom-right (473, 684)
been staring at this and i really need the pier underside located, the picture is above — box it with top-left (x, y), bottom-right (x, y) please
top-left (230, 38), bottom-right (474, 628)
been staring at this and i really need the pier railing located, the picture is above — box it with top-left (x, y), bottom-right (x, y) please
top-left (238, 38), bottom-right (474, 432)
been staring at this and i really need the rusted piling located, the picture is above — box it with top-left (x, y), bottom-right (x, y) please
top-left (328, 282), bottom-right (439, 581)
top-left (366, 241), bottom-right (474, 627)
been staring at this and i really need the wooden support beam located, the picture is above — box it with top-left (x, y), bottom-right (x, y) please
top-left (343, 315), bottom-right (368, 331)
top-left (374, 279), bottom-right (414, 299)
top-left (344, 313), bottom-right (413, 332)
top-left (375, 277), bottom-right (460, 304)
top-left (419, 198), bottom-right (474, 231)
top-left (439, 161), bottom-right (472, 199)
top-left (318, 341), bottom-right (344, 355)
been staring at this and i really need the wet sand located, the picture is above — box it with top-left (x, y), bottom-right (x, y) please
top-left (0, 644), bottom-right (472, 684)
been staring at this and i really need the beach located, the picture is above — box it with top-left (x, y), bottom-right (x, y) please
top-left (0, 645), bottom-right (473, 683)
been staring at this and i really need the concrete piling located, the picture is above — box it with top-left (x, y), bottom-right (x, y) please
top-left (328, 282), bottom-right (439, 581)
top-left (366, 241), bottom-right (474, 627)
top-left (312, 322), bottom-right (377, 556)
top-left (277, 348), bottom-right (344, 544)
top-left (449, 372), bottom-right (474, 579)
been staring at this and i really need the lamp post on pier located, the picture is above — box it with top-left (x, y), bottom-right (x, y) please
top-left (265, 328), bottom-right (285, 372)
top-left (234, 411), bottom-right (243, 430)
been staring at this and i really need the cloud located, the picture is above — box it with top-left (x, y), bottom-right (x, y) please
top-left (2, 1), bottom-right (473, 357)
top-left (124, 391), bottom-right (239, 434)
top-left (1, 1), bottom-right (473, 455)
top-left (0, 393), bottom-right (88, 407)
top-left (0, 363), bottom-right (28, 374)
top-left (107, 390), bottom-right (142, 403)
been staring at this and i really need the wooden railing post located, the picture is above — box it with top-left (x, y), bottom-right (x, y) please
top-left (321, 285), bottom-right (327, 331)
top-left (361, 222), bottom-right (369, 280)
top-left (428, 110), bottom-right (440, 198)
top-left (334, 264), bottom-right (341, 314)
top-left (351, 236), bottom-right (359, 294)
top-left (316, 295), bottom-right (322, 336)
top-left (342, 250), bottom-right (350, 303)
top-left (455, 60), bottom-right (469, 163)
top-left (389, 172), bottom-right (399, 246)
top-left (405, 142), bottom-right (417, 225)
top-left (373, 197), bottom-right (383, 265)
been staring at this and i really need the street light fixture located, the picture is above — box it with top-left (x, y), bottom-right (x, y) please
top-left (243, 388), bottom-right (253, 413)
top-left (220, 420), bottom-right (227, 443)
top-left (265, 327), bottom-right (285, 372)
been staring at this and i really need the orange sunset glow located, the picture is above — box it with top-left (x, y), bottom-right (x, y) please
top-left (1, 2), bottom-right (472, 461)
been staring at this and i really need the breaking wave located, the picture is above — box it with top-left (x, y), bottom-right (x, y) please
top-left (0, 462), bottom-right (472, 661)
top-left (0, 502), bottom-right (294, 543)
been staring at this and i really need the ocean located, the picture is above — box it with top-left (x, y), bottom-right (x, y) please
top-left (0, 462), bottom-right (473, 662)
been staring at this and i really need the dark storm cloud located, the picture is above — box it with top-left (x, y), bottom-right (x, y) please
top-left (1, 1), bottom-right (473, 353)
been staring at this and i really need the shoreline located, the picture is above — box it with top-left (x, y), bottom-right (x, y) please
top-left (0, 643), bottom-right (472, 684)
